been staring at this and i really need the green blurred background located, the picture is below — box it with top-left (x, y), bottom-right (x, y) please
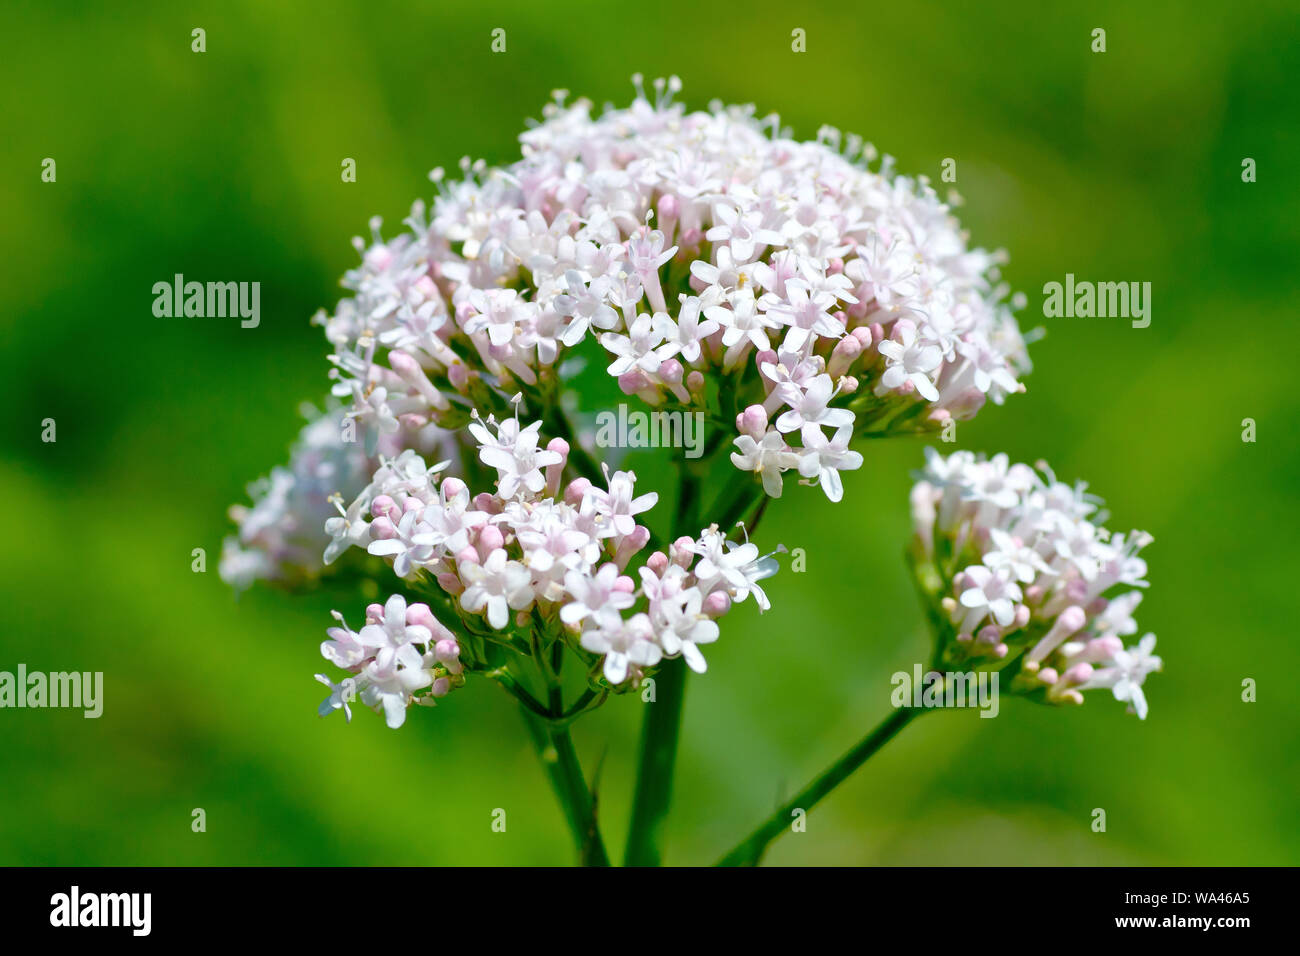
top-left (3, 0), bottom-right (1297, 865)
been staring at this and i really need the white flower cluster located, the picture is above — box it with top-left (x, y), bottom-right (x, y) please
top-left (314, 403), bottom-right (779, 726)
top-left (911, 449), bottom-right (1160, 718)
top-left (315, 593), bottom-right (463, 729)
top-left (317, 77), bottom-right (1030, 504)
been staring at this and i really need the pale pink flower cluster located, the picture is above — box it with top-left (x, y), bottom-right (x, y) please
top-left (911, 449), bottom-right (1160, 718)
top-left (317, 77), bottom-right (1030, 504)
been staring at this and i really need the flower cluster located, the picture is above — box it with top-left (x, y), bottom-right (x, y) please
top-left (317, 77), bottom-right (1030, 505)
top-left (909, 449), bottom-right (1161, 718)
top-left (218, 404), bottom-right (379, 589)
top-left (313, 402), bottom-right (779, 727)
top-left (315, 593), bottom-right (463, 729)
top-left (218, 403), bottom-right (462, 590)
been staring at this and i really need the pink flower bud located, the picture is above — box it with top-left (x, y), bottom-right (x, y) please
top-left (1064, 662), bottom-right (1094, 684)
top-left (737, 404), bottom-right (768, 437)
top-left (1026, 605), bottom-right (1087, 665)
top-left (867, 322), bottom-right (885, 354)
top-left (477, 525), bottom-right (505, 555)
top-left (615, 526), bottom-right (651, 569)
top-left (545, 437), bottom-right (569, 496)
top-left (564, 477), bottom-right (592, 506)
top-left (448, 363), bottom-right (470, 391)
top-left (388, 350), bottom-right (422, 380)
top-left (703, 591), bottom-right (731, 617)
top-left (828, 334), bottom-right (863, 377)
top-left (406, 603), bottom-right (437, 630)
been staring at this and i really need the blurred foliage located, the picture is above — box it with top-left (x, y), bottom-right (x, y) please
top-left (2, 0), bottom-right (1297, 865)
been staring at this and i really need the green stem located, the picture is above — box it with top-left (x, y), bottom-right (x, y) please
top-left (523, 710), bottom-right (611, 866)
top-left (620, 462), bottom-right (705, 866)
top-left (623, 655), bottom-right (689, 866)
top-left (715, 706), bottom-right (923, 866)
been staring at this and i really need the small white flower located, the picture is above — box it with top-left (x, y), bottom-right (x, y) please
top-left (651, 583), bottom-right (720, 673)
top-left (315, 673), bottom-right (360, 722)
top-left (463, 288), bottom-right (532, 347)
top-left (320, 609), bottom-right (380, 669)
top-left (797, 423), bottom-right (863, 503)
top-left (774, 373), bottom-right (854, 434)
top-left (324, 494), bottom-right (370, 565)
top-left (470, 415), bottom-right (562, 500)
top-left (581, 612), bottom-right (662, 685)
top-left (655, 296), bottom-right (718, 364)
top-left (982, 528), bottom-right (1054, 584)
top-left (958, 565), bottom-right (1022, 629)
top-left (561, 563), bottom-right (634, 627)
top-left (555, 270), bottom-right (619, 347)
top-left (705, 202), bottom-right (783, 263)
top-left (731, 430), bottom-right (799, 497)
top-left (460, 549), bottom-right (535, 629)
top-left (358, 593), bottom-right (432, 672)
top-left (583, 467), bottom-right (658, 538)
top-left (600, 312), bottom-right (671, 377)
top-left (763, 283), bottom-right (843, 353)
top-left (877, 322), bottom-right (943, 402)
top-left (1082, 634), bottom-right (1161, 719)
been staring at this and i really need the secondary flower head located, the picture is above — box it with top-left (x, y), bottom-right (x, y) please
top-left (310, 406), bottom-right (782, 726)
top-left (909, 448), bottom-right (1160, 718)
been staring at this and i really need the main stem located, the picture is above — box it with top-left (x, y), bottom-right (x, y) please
top-left (623, 465), bottom-right (704, 866)
top-left (623, 656), bottom-right (688, 866)
top-left (523, 711), bottom-right (610, 866)
top-left (716, 706), bottom-right (922, 866)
